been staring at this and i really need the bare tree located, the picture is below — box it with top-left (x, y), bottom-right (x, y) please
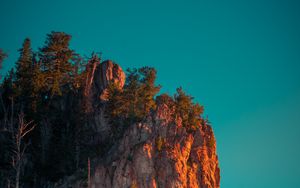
top-left (11, 113), bottom-right (35, 188)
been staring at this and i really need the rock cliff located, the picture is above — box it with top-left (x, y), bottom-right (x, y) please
top-left (66, 61), bottom-right (220, 188)
top-left (0, 33), bottom-right (220, 188)
top-left (90, 105), bottom-right (220, 188)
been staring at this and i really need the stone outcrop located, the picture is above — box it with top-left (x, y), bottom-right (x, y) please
top-left (84, 58), bottom-right (126, 102)
top-left (89, 102), bottom-right (220, 188)
top-left (84, 59), bottom-right (126, 140)
top-left (94, 60), bottom-right (126, 100)
top-left (58, 62), bottom-right (220, 188)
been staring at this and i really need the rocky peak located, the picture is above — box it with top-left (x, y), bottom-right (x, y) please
top-left (89, 60), bottom-right (125, 101)
top-left (94, 60), bottom-right (126, 91)
top-left (84, 59), bottom-right (126, 101)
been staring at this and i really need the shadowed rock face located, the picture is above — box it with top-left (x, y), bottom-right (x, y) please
top-left (89, 102), bottom-right (220, 188)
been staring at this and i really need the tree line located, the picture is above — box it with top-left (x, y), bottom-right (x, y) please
top-left (0, 31), bottom-right (205, 187)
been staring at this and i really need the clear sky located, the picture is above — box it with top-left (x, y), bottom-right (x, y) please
top-left (1, 0), bottom-right (300, 187)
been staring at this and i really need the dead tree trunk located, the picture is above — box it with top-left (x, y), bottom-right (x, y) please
top-left (12, 113), bottom-right (35, 188)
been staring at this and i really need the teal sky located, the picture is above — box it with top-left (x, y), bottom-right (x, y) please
top-left (1, 0), bottom-right (300, 187)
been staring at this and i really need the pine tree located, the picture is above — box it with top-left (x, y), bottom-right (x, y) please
top-left (175, 87), bottom-right (192, 126)
top-left (0, 49), bottom-right (7, 79)
top-left (0, 49), bottom-right (8, 116)
top-left (0, 49), bottom-right (7, 68)
top-left (2, 69), bottom-right (17, 100)
top-left (174, 87), bottom-right (203, 131)
top-left (1, 69), bottom-right (17, 127)
top-left (31, 56), bottom-right (44, 111)
top-left (106, 67), bottom-right (160, 122)
top-left (125, 68), bottom-right (141, 119)
top-left (39, 32), bottom-right (75, 96)
top-left (138, 67), bottom-right (160, 116)
top-left (106, 82), bottom-right (127, 118)
top-left (15, 38), bottom-right (34, 105)
top-left (156, 93), bottom-right (175, 108)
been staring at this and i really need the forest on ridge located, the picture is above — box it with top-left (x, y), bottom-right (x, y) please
top-left (0, 31), bottom-right (210, 188)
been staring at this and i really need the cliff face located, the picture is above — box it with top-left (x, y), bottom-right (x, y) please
top-left (0, 57), bottom-right (219, 188)
top-left (0, 33), bottom-right (220, 187)
top-left (78, 61), bottom-right (220, 188)
top-left (90, 105), bottom-right (220, 188)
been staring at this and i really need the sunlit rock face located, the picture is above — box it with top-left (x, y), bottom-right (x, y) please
top-left (83, 58), bottom-right (126, 103)
top-left (94, 60), bottom-right (126, 100)
top-left (90, 102), bottom-right (220, 188)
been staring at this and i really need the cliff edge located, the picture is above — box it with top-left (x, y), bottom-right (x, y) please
top-left (64, 60), bottom-right (220, 188)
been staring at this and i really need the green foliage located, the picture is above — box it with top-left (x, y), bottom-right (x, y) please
top-left (138, 67), bottom-right (161, 115)
top-left (156, 93), bottom-right (175, 107)
top-left (14, 38), bottom-right (35, 111)
top-left (0, 32), bottom-right (210, 187)
top-left (106, 82), bottom-right (126, 117)
top-left (39, 31), bottom-right (77, 96)
top-left (106, 67), bottom-right (160, 122)
top-left (174, 87), bottom-right (204, 131)
top-left (30, 59), bottom-right (44, 111)
top-left (15, 38), bottom-right (33, 90)
top-left (0, 49), bottom-right (7, 80)
top-left (1, 69), bottom-right (17, 100)
top-left (107, 75), bottom-right (203, 133)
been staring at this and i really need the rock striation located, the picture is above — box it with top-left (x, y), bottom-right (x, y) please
top-left (94, 60), bottom-right (126, 100)
top-left (89, 102), bottom-right (220, 188)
